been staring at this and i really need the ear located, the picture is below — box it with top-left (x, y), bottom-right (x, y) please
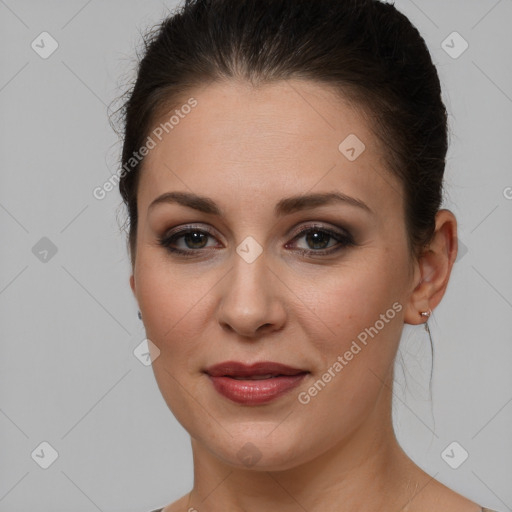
top-left (404, 209), bottom-right (458, 326)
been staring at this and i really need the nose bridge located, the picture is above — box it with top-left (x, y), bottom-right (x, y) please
top-left (216, 245), bottom-right (285, 337)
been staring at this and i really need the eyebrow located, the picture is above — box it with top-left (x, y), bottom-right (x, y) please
top-left (148, 191), bottom-right (373, 216)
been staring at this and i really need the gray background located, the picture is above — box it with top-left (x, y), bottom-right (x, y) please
top-left (0, 0), bottom-right (511, 511)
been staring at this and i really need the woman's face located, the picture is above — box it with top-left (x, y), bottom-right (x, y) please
top-left (130, 79), bottom-right (420, 470)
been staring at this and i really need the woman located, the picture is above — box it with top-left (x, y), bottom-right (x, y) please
top-left (117, 0), bottom-right (499, 510)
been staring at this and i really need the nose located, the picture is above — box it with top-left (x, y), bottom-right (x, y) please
top-left (215, 253), bottom-right (287, 339)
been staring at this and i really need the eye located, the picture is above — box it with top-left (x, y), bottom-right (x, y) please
top-left (285, 224), bottom-right (355, 255)
top-left (157, 225), bottom-right (221, 257)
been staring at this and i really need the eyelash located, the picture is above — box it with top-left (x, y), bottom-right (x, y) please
top-left (157, 223), bottom-right (355, 259)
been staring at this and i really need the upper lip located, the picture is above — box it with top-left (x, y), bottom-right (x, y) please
top-left (204, 361), bottom-right (308, 378)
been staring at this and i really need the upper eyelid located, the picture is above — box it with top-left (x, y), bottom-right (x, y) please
top-left (290, 223), bottom-right (347, 236)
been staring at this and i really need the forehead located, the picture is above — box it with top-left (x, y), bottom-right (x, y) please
top-left (137, 79), bottom-right (402, 217)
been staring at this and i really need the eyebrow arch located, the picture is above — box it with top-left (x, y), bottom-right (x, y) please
top-left (275, 192), bottom-right (373, 216)
top-left (148, 191), bottom-right (373, 216)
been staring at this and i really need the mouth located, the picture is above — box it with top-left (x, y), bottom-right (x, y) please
top-left (204, 361), bottom-right (309, 405)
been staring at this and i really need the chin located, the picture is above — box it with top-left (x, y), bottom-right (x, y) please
top-left (202, 424), bottom-right (320, 472)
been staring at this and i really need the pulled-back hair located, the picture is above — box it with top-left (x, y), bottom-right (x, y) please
top-left (117, 0), bottom-right (448, 270)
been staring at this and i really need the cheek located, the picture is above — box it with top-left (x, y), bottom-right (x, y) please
top-left (135, 261), bottom-right (212, 420)
top-left (299, 254), bottom-right (406, 373)
top-left (135, 259), bottom-right (217, 361)
top-left (308, 262), bottom-right (400, 325)
top-left (293, 270), bottom-right (404, 433)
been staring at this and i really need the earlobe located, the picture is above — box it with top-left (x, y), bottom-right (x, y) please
top-left (403, 209), bottom-right (458, 326)
top-left (129, 274), bottom-right (136, 296)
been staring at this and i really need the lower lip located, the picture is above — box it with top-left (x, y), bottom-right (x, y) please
top-left (208, 374), bottom-right (307, 405)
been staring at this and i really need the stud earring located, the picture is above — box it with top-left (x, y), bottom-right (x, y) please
top-left (137, 310), bottom-right (142, 320)
top-left (419, 308), bottom-right (432, 340)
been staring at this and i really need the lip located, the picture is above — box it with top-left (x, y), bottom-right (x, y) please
top-left (204, 361), bottom-right (309, 405)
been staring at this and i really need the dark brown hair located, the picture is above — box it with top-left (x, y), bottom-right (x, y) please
top-left (117, 0), bottom-right (449, 270)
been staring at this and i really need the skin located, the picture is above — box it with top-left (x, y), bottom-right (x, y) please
top-left (129, 79), bottom-right (480, 511)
